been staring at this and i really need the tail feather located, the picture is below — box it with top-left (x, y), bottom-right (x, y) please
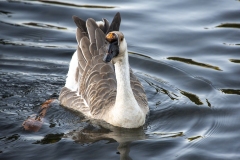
top-left (107, 12), bottom-right (121, 33)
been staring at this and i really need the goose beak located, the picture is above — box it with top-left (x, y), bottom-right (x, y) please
top-left (103, 32), bottom-right (119, 63)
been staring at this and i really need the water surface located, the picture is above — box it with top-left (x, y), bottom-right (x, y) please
top-left (0, 0), bottom-right (240, 159)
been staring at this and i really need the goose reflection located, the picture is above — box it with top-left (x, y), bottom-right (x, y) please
top-left (64, 119), bottom-right (147, 160)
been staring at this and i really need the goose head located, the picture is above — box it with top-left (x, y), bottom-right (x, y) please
top-left (103, 31), bottom-right (127, 63)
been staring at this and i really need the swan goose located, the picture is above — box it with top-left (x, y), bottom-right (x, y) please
top-left (59, 12), bottom-right (149, 128)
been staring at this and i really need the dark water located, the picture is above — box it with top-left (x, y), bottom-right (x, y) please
top-left (0, 0), bottom-right (240, 159)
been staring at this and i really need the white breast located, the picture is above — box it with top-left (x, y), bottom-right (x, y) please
top-left (65, 50), bottom-right (78, 91)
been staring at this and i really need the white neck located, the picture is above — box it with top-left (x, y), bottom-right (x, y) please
top-left (114, 52), bottom-right (134, 103)
top-left (108, 49), bottom-right (145, 128)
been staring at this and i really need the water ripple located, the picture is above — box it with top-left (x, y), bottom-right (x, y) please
top-left (39, 0), bottom-right (115, 9)
top-left (7, 0), bottom-right (115, 9)
top-left (23, 22), bottom-right (67, 30)
top-left (0, 39), bottom-right (75, 49)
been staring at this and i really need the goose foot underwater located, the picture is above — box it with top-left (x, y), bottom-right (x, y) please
top-left (22, 99), bottom-right (54, 132)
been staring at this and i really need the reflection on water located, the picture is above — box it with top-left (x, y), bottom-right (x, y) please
top-left (187, 135), bottom-right (202, 142)
top-left (152, 132), bottom-right (184, 138)
top-left (220, 89), bottom-right (240, 95)
top-left (229, 59), bottom-right (240, 64)
top-left (0, 134), bottom-right (20, 143)
top-left (33, 133), bottom-right (64, 144)
top-left (0, 10), bottom-right (11, 15)
top-left (206, 99), bottom-right (211, 107)
top-left (64, 121), bottom-right (146, 160)
top-left (65, 119), bottom-right (147, 143)
top-left (223, 43), bottom-right (240, 46)
top-left (117, 142), bottom-right (132, 160)
top-left (167, 57), bottom-right (222, 71)
top-left (217, 23), bottom-right (240, 29)
top-left (179, 90), bottom-right (203, 105)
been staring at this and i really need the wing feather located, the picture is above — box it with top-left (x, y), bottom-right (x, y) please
top-left (72, 16), bottom-right (88, 37)
top-left (95, 28), bottom-right (106, 50)
top-left (59, 87), bottom-right (90, 116)
top-left (86, 18), bottom-right (98, 44)
top-left (80, 37), bottom-right (92, 62)
top-left (102, 18), bottom-right (109, 33)
top-left (77, 46), bottom-right (86, 72)
top-left (130, 69), bottom-right (149, 112)
top-left (89, 43), bottom-right (97, 56)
